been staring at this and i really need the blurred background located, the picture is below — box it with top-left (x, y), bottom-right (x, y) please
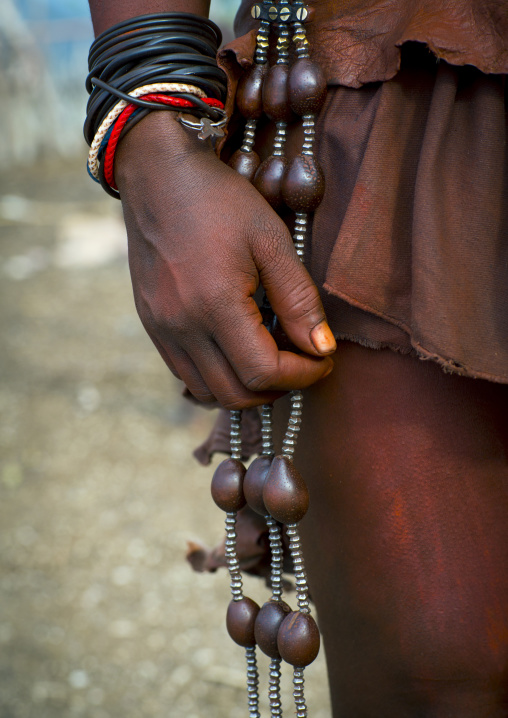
top-left (0, 1), bottom-right (331, 716)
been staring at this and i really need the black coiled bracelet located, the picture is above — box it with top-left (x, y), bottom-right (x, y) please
top-left (84, 12), bottom-right (228, 197)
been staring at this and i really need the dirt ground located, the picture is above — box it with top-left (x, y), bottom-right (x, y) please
top-left (0, 156), bottom-right (331, 718)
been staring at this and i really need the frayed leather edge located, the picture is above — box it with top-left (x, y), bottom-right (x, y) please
top-left (324, 282), bottom-right (508, 384)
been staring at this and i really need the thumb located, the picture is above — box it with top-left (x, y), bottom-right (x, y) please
top-left (252, 224), bottom-right (336, 357)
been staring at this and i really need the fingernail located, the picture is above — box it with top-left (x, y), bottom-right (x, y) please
top-left (310, 321), bottom-right (336, 354)
top-left (323, 362), bottom-right (334, 378)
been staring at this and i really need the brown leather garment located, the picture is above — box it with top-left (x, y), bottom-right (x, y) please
top-left (233, 0), bottom-right (508, 87)
top-left (217, 5), bottom-right (508, 385)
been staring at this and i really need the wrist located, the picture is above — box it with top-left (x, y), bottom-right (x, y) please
top-left (115, 110), bottom-right (215, 185)
top-left (84, 12), bottom-right (226, 197)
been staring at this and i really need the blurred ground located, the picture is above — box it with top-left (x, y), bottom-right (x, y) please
top-left (0, 156), bottom-right (331, 718)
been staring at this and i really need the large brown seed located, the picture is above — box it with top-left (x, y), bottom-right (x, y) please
top-left (237, 63), bottom-right (267, 119)
top-left (288, 58), bottom-right (327, 115)
top-left (262, 63), bottom-right (294, 122)
top-left (277, 611), bottom-right (320, 667)
top-left (254, 600), bottom-right (292, 658)
top-left (281, 154), bottom-right (325, 212)
top-left (263, 455), bottom-right (309, 524)
top-left (211, 458), bottom-right (246, 513)
top-left (253, 155), bottom-right (288, 208)
top-left (244, 456), bottom-right (272, 515)
top-left (226, 597), bottom-right (260, 647)
top-left (228, 149), bottom-right (261, 182)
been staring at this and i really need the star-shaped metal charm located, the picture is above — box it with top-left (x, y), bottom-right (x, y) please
top-left (197, 117), bottom-right (225, 141)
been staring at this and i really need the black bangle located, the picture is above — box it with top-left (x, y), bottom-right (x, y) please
top-left (89, 12), bottom-right (222, 55)
top-left (85, 11), bottom-right (228, 198)
top-left (87, 35), bottom-right (219, 92)
top-left (88, 25), bottom-right (218, 68)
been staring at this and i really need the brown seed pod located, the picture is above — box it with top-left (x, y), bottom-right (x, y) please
top-left (237, 63), bottom-right (267, 119)
top-left (211, 458), bottom-right (246, 513)
top-left (262, 63), bottom-right (295, 122)
top-left (228, 149), bottom-right (261, 182)
top-left (288, 58), bottom-right (327, 115)
top-left (263, 455), bottom-right (309, 524)
top-left (226, 597), bottom-right (260, 647)
top-left (243, 455), bottom-right (272, 515)
top-left (254, 600), bottom-right (292, 658)
top-left (277, 611), bottom-right (320, 667)
top-left (253, 155), bottom-right (288, 208)
top-left (281, 154), bottom-right (325, 213)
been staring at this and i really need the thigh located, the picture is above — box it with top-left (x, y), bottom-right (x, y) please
top-left (275, 342), bottom-right (508, 717)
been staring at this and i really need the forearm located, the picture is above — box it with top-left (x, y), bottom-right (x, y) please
top-left (88, 0), bottom-right (211, 36)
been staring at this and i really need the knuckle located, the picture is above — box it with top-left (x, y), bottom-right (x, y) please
top-left (168, 366), bottom-right (182, 381)
top-left (133, 290), bottom-right (165, 332)
top-left (222, 395), bottom-right (261, 411)
top-left (222, 397), bottom-right (247, 410)
top-left (134, 286), bottom-right (198, 338)
top-left (251, 217), bottom-right (291, 263)
top-left (190, 389), bottom-right (216, 404)
top-left (137, 307), bottom-right (158, 336)
top-left (139, 301), bottom-right (186, 337)
top-left (200, 293), bottom-right (230, 330)
top-left (242, 363), bottom-right (279, 392)
top-left (289, 283), bottom-right (322, 320)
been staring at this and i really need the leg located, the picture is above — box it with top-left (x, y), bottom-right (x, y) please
top-left (276, 342), bottom-right (508, 717)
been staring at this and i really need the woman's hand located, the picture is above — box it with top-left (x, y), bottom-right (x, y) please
top-left (115, 111), bottom-right (336, 409)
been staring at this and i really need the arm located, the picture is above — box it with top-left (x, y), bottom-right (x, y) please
top-left (88, 2), bottom-right (336, 409)
top-left (89, 1), bottom-right (210, 35)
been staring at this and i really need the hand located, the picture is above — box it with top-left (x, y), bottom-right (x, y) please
top-left (115, 111), bottom-right (336, 409)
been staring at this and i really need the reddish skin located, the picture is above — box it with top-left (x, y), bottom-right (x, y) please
top-left (88, 2), bottom-right (335, 409)
top-left (88, 1), bottom-right (211, 35)
top-left (274, 342), bottom-right (508, 716)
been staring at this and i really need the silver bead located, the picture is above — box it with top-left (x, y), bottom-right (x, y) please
top-left (241, 119), bottom-right (258, 153)
top-left (246, 646), bottom-right (261, 718)
top-left (293, 667), bottom-right (308, 718)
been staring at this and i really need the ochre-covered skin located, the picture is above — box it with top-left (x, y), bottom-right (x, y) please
top-left (273, 342), bottom-right (508, 715)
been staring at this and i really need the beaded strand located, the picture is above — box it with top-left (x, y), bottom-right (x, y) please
top-left (213, 0), bottom-right (327, 714)
top-left (211, 412), bottom-right (261, 718)
top-left (261, 404), bottom-right (284, 717)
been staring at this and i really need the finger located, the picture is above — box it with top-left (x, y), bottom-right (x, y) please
top-left (184, 335), bottom-right (285, 409)
top-left (148, 331), bottom-right (182, 380)
top-left (207, 295), bottom-right (334, 393)
top-left (149, 333), bottom-right (218, 405)
top-left (250, 223), bottom-right (336, 356)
